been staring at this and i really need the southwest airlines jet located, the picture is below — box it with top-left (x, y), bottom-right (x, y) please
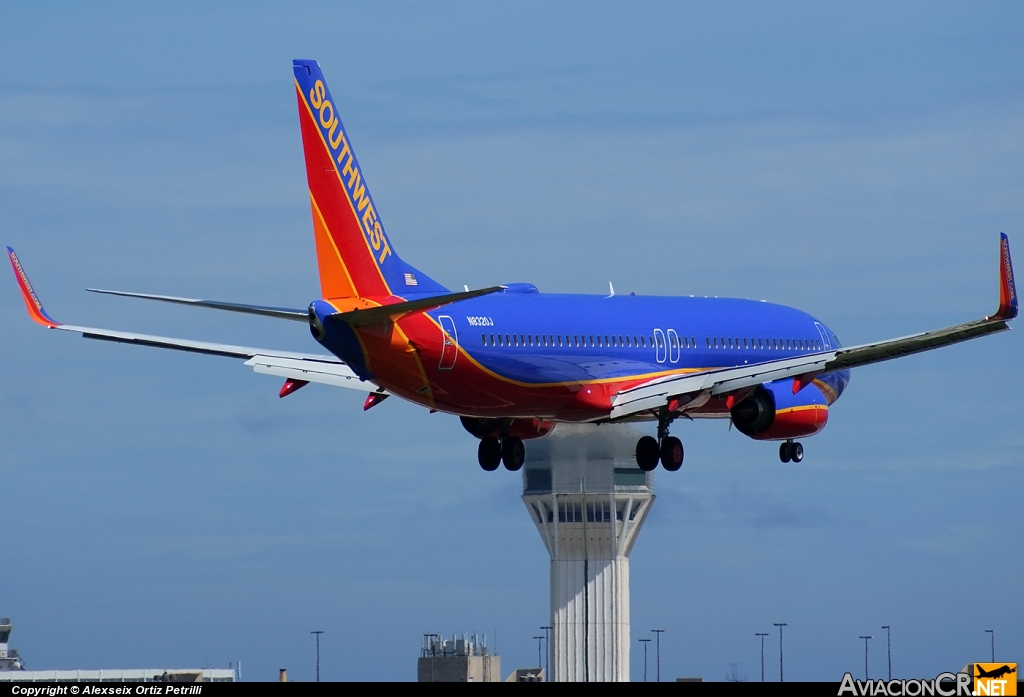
top-left (7, 60), bottom-right (1019, 473)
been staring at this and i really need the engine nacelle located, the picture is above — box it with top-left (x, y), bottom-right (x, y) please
top-left (730, 388), bottom-right (776, 436)
top-left (744, 378), bottom-right (829, 441)
top-left (750, 403), bottom-right (828, 440)
top-left (460, 416), bottom-right (556, 441)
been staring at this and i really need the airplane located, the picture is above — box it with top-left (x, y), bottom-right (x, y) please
top-left (6, 59), bottom-right (1019, 473)
top-left (975, 665), bottom-right (1016, 680)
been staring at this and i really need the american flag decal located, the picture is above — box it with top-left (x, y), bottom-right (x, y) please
top-left (404, 272), bottom-right (418, 286)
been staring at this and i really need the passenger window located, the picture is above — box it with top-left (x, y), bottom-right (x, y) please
top-left (743, 338), bottom-right (748, 349)
top-left (481, 333), bottom-right (486, 345)
top-left (706, 337), bottom-right (711, 348)
top-left (489, 334), bottom-right (495, 346)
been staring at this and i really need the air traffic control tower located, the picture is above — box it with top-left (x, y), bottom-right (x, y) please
top-left (521, 425), bottom-right (654, 682)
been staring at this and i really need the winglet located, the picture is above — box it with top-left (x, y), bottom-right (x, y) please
top-left (6, 247), bottom-right (59, 328)
top-left (989, 233), bottom-right (1017, 321)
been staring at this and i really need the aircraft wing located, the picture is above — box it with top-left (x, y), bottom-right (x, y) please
top-left (7, 247), bottom-right (374, 394)
top-left (85, 288), bottom-right (309, 322)
top-left (611, 233), bottom-right (1017, 420)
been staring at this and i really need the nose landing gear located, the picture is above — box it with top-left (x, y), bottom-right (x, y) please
top-left (779, 440), bottom-right (804, 463)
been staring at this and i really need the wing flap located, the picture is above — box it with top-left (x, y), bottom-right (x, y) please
top-left (610, 352), bottom-right (837, 420)
top-left (244, 355), bottom-right (375, 391)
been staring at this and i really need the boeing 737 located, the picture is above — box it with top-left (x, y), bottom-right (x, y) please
top-left (6, 59), bottom-right (1019, 472)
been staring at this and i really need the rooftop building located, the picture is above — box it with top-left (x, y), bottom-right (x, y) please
top-left (417, 633), bottom-right (500, 682)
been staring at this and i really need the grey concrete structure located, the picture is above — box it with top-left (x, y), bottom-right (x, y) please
top-left (521, 424), bottom-right (654, 682)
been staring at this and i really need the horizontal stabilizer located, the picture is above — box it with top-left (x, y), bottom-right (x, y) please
top-left (327, 286), bottom-right (505, 327)
top-left (87, 288), bottom-right (309, 322)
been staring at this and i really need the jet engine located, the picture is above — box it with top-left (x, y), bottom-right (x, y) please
top-left (737, 378), bottom-right (829, 441)
top-left (730, 388), bottom-right (776, 436)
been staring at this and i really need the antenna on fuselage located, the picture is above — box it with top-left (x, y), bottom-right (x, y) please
top-left (608, 281), bottom-right (615, 297)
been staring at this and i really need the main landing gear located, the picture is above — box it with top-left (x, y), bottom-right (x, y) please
top-left (779, 439), bottom-right (804, 463)
top-left (478, 435), bottom-right (525, 472)
top-left (635, 408), bottom-right (684, 472)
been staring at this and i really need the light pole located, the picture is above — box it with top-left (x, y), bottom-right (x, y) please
top-left (652, 629), bottom-right (665, 682)
top-left (639, 638), bottom-right (651, 682)
top-left (860, 636), bottom-right (872, 681)
top-left (756, 633), bottom-right (769, 682)
top-left (541, 626), bottom-right (552, 681)
top-left (310, 630), bottom-right (324, 683)
top-left (774, 623), bottom-right (787, 682)
top-left (533, 636), bottom-right (545, 672)
top-left (882, 626), bottom-right (891, 680)
top-left (985, 630), bottom-right (994, 662)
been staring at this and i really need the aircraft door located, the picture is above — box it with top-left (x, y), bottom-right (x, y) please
top-left (653, 328), bottom-right (667, 363)
top-left (667, 329), bottom-right (680, 363)
top-left (814, 322), bottom-right (832, 350)
top-left (438, 315), bottom-right (458, 370)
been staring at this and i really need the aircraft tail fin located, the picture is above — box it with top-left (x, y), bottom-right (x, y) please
top-left (292, 59), bottom-right (446, 301)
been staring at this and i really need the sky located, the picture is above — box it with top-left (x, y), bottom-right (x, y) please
top-left (1, 0), bottom-right (1022, 682)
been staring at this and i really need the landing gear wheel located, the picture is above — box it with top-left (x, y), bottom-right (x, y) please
top-left (779, 441), bottom-right (792, 463)
top-left (636, 436), bottom-right (660, 471)
top-left (501, 436), bottom-right (526, 471)
top-left (790, 441), bottom-right (804, 463)
top-left (660, 436), bottom-right (684, 471)
top-left (478, 437), bottom-right (501, 471)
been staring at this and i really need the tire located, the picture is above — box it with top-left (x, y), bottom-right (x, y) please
top-left (478, 437), bottom-right (501, 471)
top-left (790, 441), bottom-right (804, 463)
top-left (636, 436), bottom-right (660, 471)
top-left (502, 436), bottom-right (526, 471)
top-left (660, 436), bottom-right (684, 471)
top-left (779, 442), bottom-right (791, 463)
